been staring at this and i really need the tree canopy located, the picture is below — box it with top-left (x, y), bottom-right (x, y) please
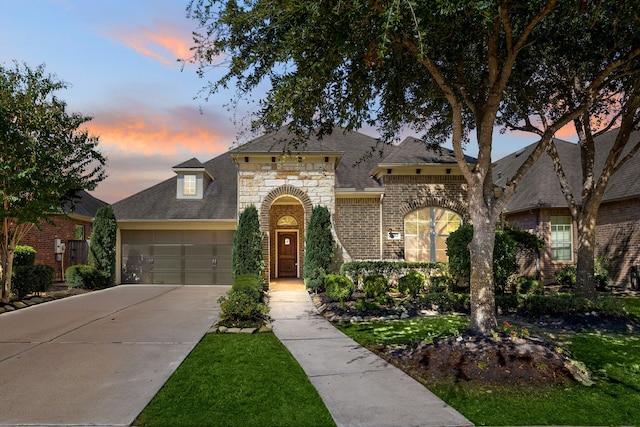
top-left (186, 0), bottom-right (639, 333)
top-left (0, 62), bottom-right (106, 302)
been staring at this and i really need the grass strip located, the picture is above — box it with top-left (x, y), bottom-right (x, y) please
top-left (339, 315), bottom-right (640, 426)
top-left (134, 332), bottom-right (336, 427)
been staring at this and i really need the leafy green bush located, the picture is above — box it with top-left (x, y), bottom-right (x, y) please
top-left (398, 270), bottom-right (425, 297)
top-left (429, 272), bottom-right (457, 293)
top-left (362, 274), bottom-right (389, 298)
top-left (12, 265), bottom-right (54, 299)
top-left (65, 264), bottom-right (111, 290)
top-left (217, 274), bottom-right (269, 323)
top-left (304, 206), bottom-right (334, 292)
top-left (595, 256), bottom-right (610, 291)
top-left (218, 290), bottom-right (269, 322)
top-left (554, 265), bottom-right (576, 287)
top-left (509, 275), bottom-right (544, 295)
top-left (13, 245), bottom-right (36, 267)
top-left (232, 205), bottom-right (265, 279)
top-left (495, 293), bottom-right (626, 317)
top-left (417, 292), bottom-right (470, 313)
top-left (446, 224), bottom-right (521, 293)
top-left (232, 274), bottom-right (264, 301)
top-left (325, 274), bottom-right (355, 302)
top-left (340, 261), bottom-right (446, 288)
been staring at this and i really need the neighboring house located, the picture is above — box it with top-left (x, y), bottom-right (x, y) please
top-left (20, 190), bottom-right (108, 281)
top-left (112, 127), bottom-right (474, 286)
top-left (494, 129), bottom-right (640, 286)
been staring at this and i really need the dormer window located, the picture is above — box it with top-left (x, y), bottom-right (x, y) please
top-left (172, 158), bottom-right (213, 200)
top-left (183, 174), bottom-right (197, 196)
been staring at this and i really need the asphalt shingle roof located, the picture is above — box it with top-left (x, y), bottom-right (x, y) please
top-left (112, 152), bottom-right (237, 221)
top-left (380, 136), bottom-right (476, 165)
top-left (493, 129), bottom-right (640, 213)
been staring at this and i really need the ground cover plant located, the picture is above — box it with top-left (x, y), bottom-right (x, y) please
top-left (134, 333), bottom-right (335, 427)
top-left (337, 312), bottom-right (640, 426)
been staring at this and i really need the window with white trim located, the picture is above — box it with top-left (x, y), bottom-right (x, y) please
top-left (404, 207), bottom-right (461, 262)
top-left (183, 174), bottom-right (197, 196)
top-left (551, 216), bottom-right (573, 261)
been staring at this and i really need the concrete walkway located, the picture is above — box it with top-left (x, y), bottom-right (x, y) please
top-left (0, 285), bottom-right (228, 427)
top-left (269, 289), bottom-right (474, 427)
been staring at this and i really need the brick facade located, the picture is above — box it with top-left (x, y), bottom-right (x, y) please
top-left (335, 197), bottom-right (381, 259)
top-left (506, 198), bottom-right (640, 286)
top-left (20, 217), bottom-right (92, 281)
top-left (380, 175), bottom-right (469, 259)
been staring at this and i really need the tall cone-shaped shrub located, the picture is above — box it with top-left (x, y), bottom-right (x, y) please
top-left (232, 205), bottom-right (264, 279)
top-left (88, 206), bottom-right (117, 286)
top-left (304, 205), bottom-right (334, 292)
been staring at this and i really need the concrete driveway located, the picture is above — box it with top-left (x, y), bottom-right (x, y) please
top-left (0, 285), bottom-right (229, 427)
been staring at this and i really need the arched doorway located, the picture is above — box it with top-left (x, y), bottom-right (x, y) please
top-left (270, 196), bottom-right (305, 279)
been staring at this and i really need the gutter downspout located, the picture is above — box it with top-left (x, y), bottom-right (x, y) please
top-left (380, 193), bottom-right (384, 259)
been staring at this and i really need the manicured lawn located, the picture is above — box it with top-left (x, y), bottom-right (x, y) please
top-left (338, 314), bottom-right (640, 426)
top-left (134, 333), bottom-right (336, 427)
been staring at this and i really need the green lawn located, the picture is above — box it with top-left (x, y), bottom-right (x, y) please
top-left (134, 333), bottom-right (336, 427)
top-left (338, 314), bottom-right (640, 426)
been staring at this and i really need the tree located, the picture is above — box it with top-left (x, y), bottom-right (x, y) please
top-left (186, 0), bottom-right (637, 333)
top-left (232, 205), bottom-right (264, 279)
top-left (500, 3), bottom-right (640, 299)
top-left (0, 62), bottom-right (106, 303)
top-left (88, 206), bottom-right (118, 286)
top-left (304, 205), bottom-right (334, 292)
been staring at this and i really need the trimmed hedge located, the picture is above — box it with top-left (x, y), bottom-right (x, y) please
top-left (417, 292), bottom-right (470, 313)
top-left (12, 265), bottom-right (54, 299)
top-left (65, 265), bottom-right (111, 290)
top-left (325, 274), bottom-right (355, 302)
top-left (13, 245), bottom-right (36, 268)
top-left (495, 293), bottom-right (626, 316)
top-left (340, 261), bottom-right (446, 289)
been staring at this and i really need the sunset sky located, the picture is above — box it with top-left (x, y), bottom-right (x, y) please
top-left (0, 0), bottom-right (572, 204)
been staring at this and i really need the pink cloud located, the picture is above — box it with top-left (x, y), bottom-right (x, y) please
top-left (109, 21), bottom-right (193, 65)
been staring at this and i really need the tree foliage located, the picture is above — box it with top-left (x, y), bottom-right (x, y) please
top-left (303, 205), bottom-right (334, 292)
top-left (0, 62), bottom-right (106, 302)
top-left (186, 0), bottom-right (639, 333)
top-left (232, 205), bottom-right (264, 279)
top-left (88, 206), bottom-right (118, 286)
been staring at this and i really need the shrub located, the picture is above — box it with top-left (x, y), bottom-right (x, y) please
top-left (88, 206), bottom-right (117, 286)
top-left (362, 274), bottom-right (388, 298)
top-left (65, 264), bottom-right (111, 290)
top-left (232, 205), bottom-right (265, 279)
top-left (495, 293), bottom-right (626, 317)
top-left (446, 223), bottom-right (541, 294)
top-left (429, 272), bottom-right (457, 293)
top-left (554, 265), bottom-right (576, 287)
top-left (417, 292), bottom-right (470, 313)
top-left (325, 274), bottom-right (355, 302)
top-left (304, 206), bottom-right (334, 292)
top-left (12, 265), bottom-right (54, 299)
top-left (218, 274), bottom-right (269, 323)
top-left (509, 275), bottom-right (544, 295)
top-left (218, 290), bottom-right (269, 322)
top-left (13, 245), bottom-right (36, 267)
top-left (595, 256), bottom-right (610, 291)
top-left (232, 274), bottom-right (264, 301)
top-left (398, 270), bottom-right (425, 297)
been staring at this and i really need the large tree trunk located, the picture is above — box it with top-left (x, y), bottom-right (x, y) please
top-left (574, 212), bottom-right (598, 300)
top-left (467, 184), bottom-right (498, 334)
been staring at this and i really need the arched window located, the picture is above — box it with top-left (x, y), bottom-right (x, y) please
top-left (277, 215), bottom-right (298, 227)
top-left (404, 207), bottom-right (461, 262)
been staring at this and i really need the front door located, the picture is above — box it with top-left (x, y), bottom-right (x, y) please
top-left (278, 232), bottom-right (297, 278)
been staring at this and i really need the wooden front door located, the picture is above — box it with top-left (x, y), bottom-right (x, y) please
top-left (278, 232), bottom-right (297, 277)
